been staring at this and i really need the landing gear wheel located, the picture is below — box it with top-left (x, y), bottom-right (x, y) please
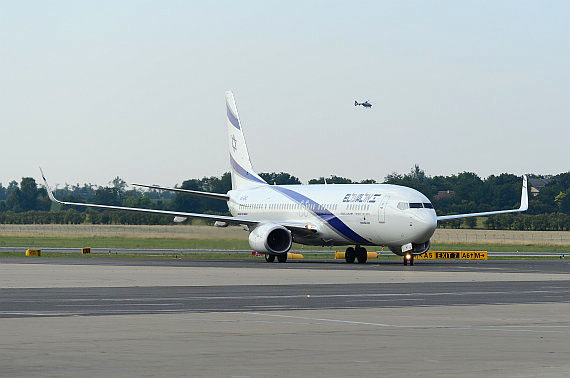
top-left (277, 253), bottom-right (288, 263)
top-left (265, 254), bottom-right (275, 263)
top-left (356, 247), bottom-right (368, 264)
top-left (345, 247), bottom-right (356, 264)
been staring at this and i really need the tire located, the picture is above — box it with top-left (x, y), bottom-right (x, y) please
top-left (356, 247), bottom-right (367, 264)
top-left (265, 254), bottom-right (275, 263)
top-left (277, 253), bottom-right (288, 263)
top-left (345, 247), bottom-right (356, 264)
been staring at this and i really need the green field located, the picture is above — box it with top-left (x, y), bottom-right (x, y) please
top-left (0, 236), bottom-right (251, 250)
top-left (0, 251), bottom-right (265, 259)
top-left (1, 235), bottom-right (569, 252)
top-left (0, 234), bottom-right (569, 260)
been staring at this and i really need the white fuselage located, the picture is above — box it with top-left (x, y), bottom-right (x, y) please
top-left (227, 183), bottom-right (437, 250)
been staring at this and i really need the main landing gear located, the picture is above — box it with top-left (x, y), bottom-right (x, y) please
top-left (403, 252), bottom-right (414, 266)
top-left (345, 245), bottom-right (368, 264)
top-left (265, 253), bottom-right (287, 263)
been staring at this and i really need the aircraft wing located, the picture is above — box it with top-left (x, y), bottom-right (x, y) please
top-left (437, 175), bottom-right (528, 221)
top-left (40, 170), bottom-right (316, 233)
top-left (132, 183), bottom-right (229, 201)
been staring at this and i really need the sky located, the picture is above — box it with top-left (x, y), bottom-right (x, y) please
top-left (1, 1), bottom-right (568, 188)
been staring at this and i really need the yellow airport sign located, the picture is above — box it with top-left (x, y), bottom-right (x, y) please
top-left (415, 251), bottom-right (487, 260)
top-left (82, 247), bottom-right (91, 254)
top-left (25, 249), bottom-right (41, 257)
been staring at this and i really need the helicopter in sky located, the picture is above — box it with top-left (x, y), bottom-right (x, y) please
top-left (354, 100), bottom-right (372, 108)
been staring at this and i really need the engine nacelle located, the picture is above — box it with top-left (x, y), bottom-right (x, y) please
top-left (248, 223), bottom-right (292, 255)
top-left (389, 240), bottom-right (431, 256)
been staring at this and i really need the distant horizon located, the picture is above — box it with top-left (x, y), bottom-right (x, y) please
top-left (1, 167), bottom-right (566, 189)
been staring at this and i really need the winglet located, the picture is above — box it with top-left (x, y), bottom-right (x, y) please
top-left (519, 175), bottom-right (528, 211)
top-left (39, 168), bottom-right (62, 204)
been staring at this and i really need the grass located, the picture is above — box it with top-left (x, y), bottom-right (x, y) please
top-left (0, 236), bottom-right (252, 250)
top-left (0, 251), bottom-right (262, 259)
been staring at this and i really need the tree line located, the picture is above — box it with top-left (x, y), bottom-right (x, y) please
top-left (0, 167), bottom-right (568, 230)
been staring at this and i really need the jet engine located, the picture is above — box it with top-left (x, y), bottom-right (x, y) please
top-left (249, 223), bottom-right (292, 255)
top-left (389, 240), bottom-right (431, 256)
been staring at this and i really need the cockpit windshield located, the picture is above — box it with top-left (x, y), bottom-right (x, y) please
top-left (398, 202), bottom-right (434, 210)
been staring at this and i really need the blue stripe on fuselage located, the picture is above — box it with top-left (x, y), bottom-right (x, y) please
top-left (230, 155), bottom-right (267, 184)
top-left (227, 105), bottom-right (240, 130)
top-left (271, 186), bottom-right (370, 244)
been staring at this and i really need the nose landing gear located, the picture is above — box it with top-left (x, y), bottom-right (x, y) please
top-left (404, 252), bottom-right (414, 266)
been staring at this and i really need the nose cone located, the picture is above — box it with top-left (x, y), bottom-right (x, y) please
top-left (413, 211), bottom-right (437, 242)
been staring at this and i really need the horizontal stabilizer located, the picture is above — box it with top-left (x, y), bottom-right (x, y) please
top-left (132, 183), bottom-right (229, 201)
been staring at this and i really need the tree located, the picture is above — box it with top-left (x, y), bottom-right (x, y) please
top-left (463, 217), bottom-right (477, 229)
top-left (409, 164), bottom-right (426, 182)
top-left (309, 175), bottom-right (352, 184)
top-left (93, 187), bottom-right (121, 206)
top-left (555, 190), bottom-right (570, 214)
top-left (4, 178), bottom-right (50, 212)
top-left (111, 177), bottom-right (127, 192)
top-left (125, 195), bottom-right (153, 208)
top-left (259, 172), bottom-right (301, 185)
top-left (170, 174), bottom-right (231, 214)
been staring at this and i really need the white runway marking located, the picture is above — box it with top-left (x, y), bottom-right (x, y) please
top-left (244, 312), bottom-right (570, 335)
top-left (54, 303), bottom-right (182, 307)
top-left (7, 288), bottom-right (570, 303)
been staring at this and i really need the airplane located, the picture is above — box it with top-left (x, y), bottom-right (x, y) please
top-left (354, 100), bottom-right (372, 108)
top-left (41, 91), bottom-right (528, 266)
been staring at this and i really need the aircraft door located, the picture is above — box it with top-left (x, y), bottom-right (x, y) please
top-left (377, 196), bottom-right (390, 223)
top-left (298, 200), bottom-right (308, 218)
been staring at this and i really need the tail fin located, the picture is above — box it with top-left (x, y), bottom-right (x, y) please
top-left (226, 91), bottom-right (267, 190)
top-left (354, 101), bottom-right (358, 106)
